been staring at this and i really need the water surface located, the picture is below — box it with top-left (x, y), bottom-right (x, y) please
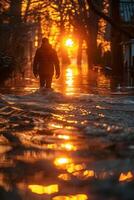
top-left (0, 65), bottom-right (134, 200)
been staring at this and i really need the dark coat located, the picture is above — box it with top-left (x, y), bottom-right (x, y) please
top-left (33, 44), bottom-right (60, 76)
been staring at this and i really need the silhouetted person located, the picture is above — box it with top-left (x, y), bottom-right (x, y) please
top-left (33, 37), bottom-right (60, 89)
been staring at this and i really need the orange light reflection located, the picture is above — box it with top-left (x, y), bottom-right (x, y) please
top-left (47, 142), bottom-right (76, 151)
top-left (65, 68), bottom-right (74, 96)
top-left (61, 143), bottom-right (77, 151)
top-left (119, 171), bottom-right (133, 182)
top-left (28, 184), bottom-right (59, 195)
top-left (83, 170), bottom-right (95, 177)
top-left (54, 157), bottom-right (72, 167)
top-left (67, 163), bottom-right (86, 173)
top-left (58, 173), bottom-right (71, 181)
top-left (53, 194), bottom-right (88, 200)
top-left (58, 135), bottom-right (70, 140)
top-left (49, 123), bottom-right (63, 129)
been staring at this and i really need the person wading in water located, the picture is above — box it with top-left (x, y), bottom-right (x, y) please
top-left (33, 37), bottom-right (60, 89)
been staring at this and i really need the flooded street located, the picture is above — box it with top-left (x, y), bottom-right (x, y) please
top-left (0, 65), bottom-right (134, 200)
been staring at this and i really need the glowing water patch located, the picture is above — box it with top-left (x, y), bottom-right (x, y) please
top-left (58, 135), bottom-right (70, 140)
top-left (58, 173), bottom-right (71, 181)
top-left (61, 143), bottom-right (77, 151)
top-left (49, 123), bottom-right (63, 129)
top-left (28, 184), bottom-right (59, 195)
top-left (54, 157), bottom-right (72, 166)
top-left (66, 68), bottom-right (73, 77)
top-left (53, 194), bottom-right (88, 200)
top-left (83, 170), bottom-right (95, 177)
top-left (119, 171), bottom-right (133, 182)
top-left (67, 163), bottom-right (86, 173)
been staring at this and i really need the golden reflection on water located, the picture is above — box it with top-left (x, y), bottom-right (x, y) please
top-left (61, 143), bottom-right (77, 151)
top-left (54, 157), bottom-right (96, 181)
top-left (55, 64), bottom-right (110, 96)
top-left (54, 155), bottom-right (95, 180)
top-left (119, 171), bottom-right (133, 182)
top-left (65, 68), bottom-right (74, 96)
top-left (28, 184), bottom-right (59, 195)
top-left (83, 170), bottom-right (95, 178)
top-left (54, 157), bottom-right (72, 167)
top-left (66, 68), bottom-right (73, 86)
top-left (57, 135), bottom-right (70, 140)
top-left (47, 142), bottom-right (76, 151)
top-left (67, 163), bottom-right (86, 173)
top-left (53, 194), bottom-right (88, 200)
top-left (3, 63), bottom-right (110, 95)
top-left (64, 67), bottom-right (79, 96)
top-left (58, 173), bottom-right (71, 181)
top-left (66, 126), bottom-right (76, 130)
top-left (66, 68), bottom-right (73, 78)
top-left (66, 120), bottom-right (78, 124)
top-left (70, 170), bottom-right (95, 180)
top-left (49, 123), bottom-right (63, 129)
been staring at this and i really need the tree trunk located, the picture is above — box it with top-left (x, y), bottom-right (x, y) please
top-left (110, 0), bottom-right (123, 75)
top-left (77, 37), bottom-right (83, 66)
top-left (9, 0), bottom-right (22, 24)
top-left (86, 11), bottom-right (99, 68)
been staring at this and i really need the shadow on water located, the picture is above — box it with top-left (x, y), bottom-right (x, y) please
top-left (0, 64), bottom-right (134, 199)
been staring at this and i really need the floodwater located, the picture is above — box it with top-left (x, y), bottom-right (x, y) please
top-left (0, 64), bottom-right (134, 200)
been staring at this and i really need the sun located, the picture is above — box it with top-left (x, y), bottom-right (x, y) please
top-left (65, 38), bottom-right (74, 47)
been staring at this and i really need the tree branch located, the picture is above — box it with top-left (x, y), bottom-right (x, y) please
top-left (87, 0), bottom-right (133, 38)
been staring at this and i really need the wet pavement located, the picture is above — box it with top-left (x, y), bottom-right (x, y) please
top-left (0, 64), bottom-right (134, 200)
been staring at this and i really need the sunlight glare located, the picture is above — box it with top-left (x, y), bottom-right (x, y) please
top-left (65, 38), bottom-right (74, 47)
